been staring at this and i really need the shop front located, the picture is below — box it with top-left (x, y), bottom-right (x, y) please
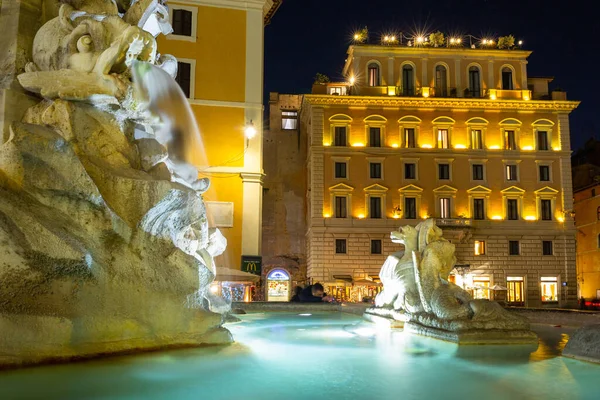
top-left (267, 269), bottom-right (291, 301)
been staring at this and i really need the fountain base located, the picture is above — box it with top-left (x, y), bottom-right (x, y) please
top-left (404, 321), bottom-right (539, 345)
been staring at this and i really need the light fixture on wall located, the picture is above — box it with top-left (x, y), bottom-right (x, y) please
top-left (393, 205), bottom-right (402, 218)
top-left (245, 120), bottom-right (257, 140)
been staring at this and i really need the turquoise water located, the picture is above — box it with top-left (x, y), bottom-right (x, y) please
top-left (0, 312), bottom-right (599, 400)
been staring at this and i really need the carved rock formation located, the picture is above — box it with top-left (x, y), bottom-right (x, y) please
top-left (0, 0), bottom-right (231, 368)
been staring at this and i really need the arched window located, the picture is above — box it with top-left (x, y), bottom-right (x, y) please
top-left (368, 63), bottom-right (380, 87)
top-left (468, 66), bottom-right (481, 98)
top-left (402, 65), bottom-right (415, 96)
top-left (502, 67), bottom-right (514, 90)
top-left (435, 65), bottom-right (448, 97)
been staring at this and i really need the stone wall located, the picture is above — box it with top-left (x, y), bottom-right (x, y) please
top-left (307, 225), bottom-right (577, 308)
top-left (262, 93), bottom-right (307, 284)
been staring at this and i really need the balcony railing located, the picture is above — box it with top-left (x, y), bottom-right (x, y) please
top-left (314, 84), bottom-right (535, 101)
top-left (436, 218), bottom-right (472, 227)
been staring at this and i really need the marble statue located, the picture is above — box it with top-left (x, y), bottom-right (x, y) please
top-left (0, 0), bottom-right (232, 368)
top-left (368, 219), bottom-right (537, 344)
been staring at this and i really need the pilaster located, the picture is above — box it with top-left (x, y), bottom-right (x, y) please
top-left (240, 172), bottom-right (264, 256)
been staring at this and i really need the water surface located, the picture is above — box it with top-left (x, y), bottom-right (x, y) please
top-left (0, 312), bottom-right (598, 400)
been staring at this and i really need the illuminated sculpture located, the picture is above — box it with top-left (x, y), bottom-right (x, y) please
top-left (0, 0), bottom-right (231, 367)
top-left (368, 220), bottom-right (536, 343)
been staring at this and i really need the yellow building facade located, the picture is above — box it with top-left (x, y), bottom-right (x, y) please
top-left (302, 43), bottom-right (579, 307)
top-left (574, 184), bottom-right (600, 300)
top-left (157, 0), bottom-right (280, 271)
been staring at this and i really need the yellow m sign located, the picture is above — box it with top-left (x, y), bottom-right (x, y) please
top-left (246, 262), bottom-right (258, 273)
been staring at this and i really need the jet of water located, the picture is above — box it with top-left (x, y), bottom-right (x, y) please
top-left (131, 60), bottom-right (208, 183)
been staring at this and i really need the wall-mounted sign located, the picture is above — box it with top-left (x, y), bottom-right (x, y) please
top-left (241, 255), bottom-right (262, 276)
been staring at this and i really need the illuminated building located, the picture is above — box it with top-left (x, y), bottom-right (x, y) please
top-left (572, 139), bottom-right (600, 300)
top-left (299, 38), bottom-right (579, 307)
top-left (157, 1), bottom-right (281, 275)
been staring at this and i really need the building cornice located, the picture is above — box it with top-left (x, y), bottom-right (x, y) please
top-left (169, 0), bottom-right (276, 22)
top-left (263, 0), bottom-right (282, 25)
top-left (348, 44), bottom-right (533, 59)
top-left (303, 95), bottom-right (580, 112)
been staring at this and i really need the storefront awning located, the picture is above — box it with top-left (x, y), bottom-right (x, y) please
top-left (332, 275), bottom-right (353, 283)
top-left (215, 267), bottom-right (260, 283)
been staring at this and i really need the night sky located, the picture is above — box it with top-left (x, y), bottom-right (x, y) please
top-left (264, 0), bottom-right (597, 151)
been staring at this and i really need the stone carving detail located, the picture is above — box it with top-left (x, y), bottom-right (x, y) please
top-left (370, 220), bottom-right (535, 341)
top-left (0, 0), bottom-right (231, 367)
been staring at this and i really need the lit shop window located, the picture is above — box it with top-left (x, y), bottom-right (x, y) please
top-left (507, 276), bottom-right (525, 305)
top-left (541, 277), bottom-right (558, 303)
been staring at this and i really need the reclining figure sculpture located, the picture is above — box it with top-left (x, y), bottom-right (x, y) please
top-left (369, 220), bottom-right (536, 343)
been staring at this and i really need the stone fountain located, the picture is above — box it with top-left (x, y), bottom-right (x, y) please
top-left (365, 219), bottom-right (538, 344)
top-left (0, 0), bottom-right (232, 368)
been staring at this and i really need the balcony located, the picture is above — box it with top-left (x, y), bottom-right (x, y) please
top-left (436, 218), bottom-right (472, 227)
top-left (488, 89), bottom-right (531, 101)
top-left (313, 84), bottom-right (535, 102)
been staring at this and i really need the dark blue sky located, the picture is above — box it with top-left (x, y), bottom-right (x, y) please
top-left (264, 0), bottom-right (597, 150)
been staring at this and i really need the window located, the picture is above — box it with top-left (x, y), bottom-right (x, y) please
top-left (371, 239), bottom-right (382, 255)
top-left (597, 206), bottom-right (600, 220)
top-left (402, 65), bottom-right (415, 95)
top-left (282, 111), bottom-right (298, 130)
top-left (370, 163), bottom-right (382, 179)
top-left (473, 199), bottom-right (485, 220)
top-left (328, 87), bottom-right (345, 95)
top-left (471, 129), bottom-right (483, 150)
top-left (334, 162), bottom-right (347, 179)
top-left (541, 199), bottom-right (552, 221)
top-left (509, 240), bottom-right (520, 255)
top-left (506, 165), bottom-right (518, 181)
top-left (438, 129), bottom-right (450, 149)
top-left (335, 239), bottom-right (347, 254)
top-left (507, 199), bottom-right (519, 220)
top-left (404, 198), bottom-right (417, 219)
top-left (593, 189), bottom-right (596, 197)
top-left (405, 163), bottom-right (416, 179)
top-left (335, 196), bottom-right (347, 218)
top-left (439, 198), bottom-right (451, 218)
top-left (172, 9), bottom-right (193, 36)
top-left (598, 234), bottom-right (600, 248)
top-left (404, 128), bottom-right (416, 148)
top-left (370, 197), bottom-right (382, 219)
top-left (541, 277), bottom-right (558, 303)
top-left (473, 276), bottom-right (490, 299)
top-left (369, 127), bottom-right (381, 147)
top-left (435, 65), bottom-right (447, 97)
top-left (542, 241), bottom-right (553, 256)
top-left (438, 164), bottom-right (450, 180)
top-left (537, 131), bottom-right (549, 150)
top-left (368, 63), bottom-right (380, 87)
top-left (334, 126), bottom-right (347, 146)
top-left (502, 67), bottom-right (513, 90)
top-left (472, 164), bottom-right (484, 181)
top-left (539, 165), bottom-right (550, 182)
top-left (505, 130), bottom-right (517, 150)
top-left (175, 61), bottom-right (191, 98)
top-left (507, 277), bottom-right (525, 305)
top-left (474, 240), bottom-right (486, 255)
top-left (468, 66), bottom-right (481, 97)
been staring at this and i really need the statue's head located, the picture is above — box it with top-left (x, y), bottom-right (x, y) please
top-left (390, 225), bottom-right (418, 250)
top-left (18, 1), bottom-right (172, 108)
